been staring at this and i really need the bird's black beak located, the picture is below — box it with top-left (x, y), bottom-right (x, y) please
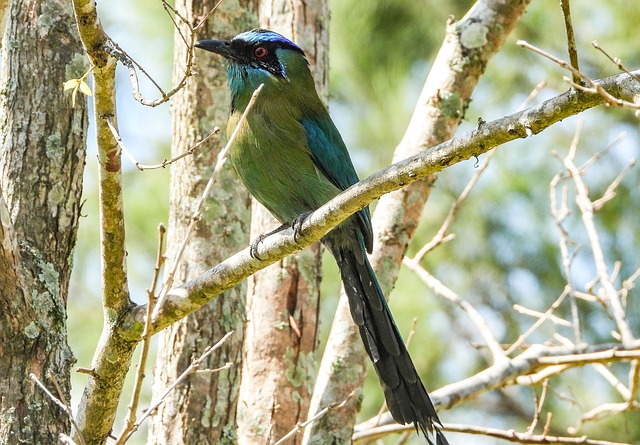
top-left (194, 40), bottom-right (234, 60)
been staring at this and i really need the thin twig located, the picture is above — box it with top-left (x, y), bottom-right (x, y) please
top-left (413, 149), bottom-right (496, 261)
top-left (104, 0), bottom-right (210, 109)
top-left (123, 331), bottom-right (235, 441)
top-left (579, 132), bottom-right (626, 172)
top-left (592, 41), bottom-right (640, 84)
top-left (108, 117), bottom-right (219, 171)
top-left (506, 289), bottom-right (569, 356)
top-left (272, 391), bottom-right (356, 445)
top-left (353, 421), bottom-right (631, 444)
top-left (561, 131), bottom-right (635, 346)
top-left (527, 379), bottom-right (549, 434)
top-left (115, 224), bottom-right (166, 444)
top-left (403, 259), bottom-right (506, 362)
top-left (30, 373), bottom-right (86, 445)
top-left (412, 79), bottom-right (546, 262)
top-left (517, 40), bottom-right (640, 110)
top-left (559, 0), bottom-right (580, 85)
top-left (513, 304), bottom-right (572, 327)
top-left (551, 121), bottom-right (584, 344)
top-left (152, 83), bottom-right (264, 322)
top-left (627, 360), bottom-right (640, 407)
top-left (592, 158), bottom-right (636, 211)
top-left (592, 363), bottom-right (631, 400)
top-left (576, 401), bottom-right (640, 429)
top-left (193, 0), bottom-right (225, 31)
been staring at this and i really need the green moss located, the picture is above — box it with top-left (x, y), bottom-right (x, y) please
top-left (217, 424), bottom-right (237, 445)
top-left (439, 91), bottom-right (463, 120)
top-left (23, 322), bottom-right (40, 339)
top-left (65, 53), bottom-right (89, 80)
top-left (45, 132), bottom-right (62, 164)
top-left (460, 22), bottom-right (489, 49)
top-left (37, 260), bottom-right (60, 301)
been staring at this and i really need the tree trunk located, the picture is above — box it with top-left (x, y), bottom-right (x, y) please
top-left (149, 1), bottom-right (257, 443)
top-left (0, 0), bottom-right (87, 442)
top-left (234, 3), bottom-right (327, 443)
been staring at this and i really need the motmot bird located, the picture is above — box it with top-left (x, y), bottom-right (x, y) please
top-left (195, 29), bottom-right (448, 444)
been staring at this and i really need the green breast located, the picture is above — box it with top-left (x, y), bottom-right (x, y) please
top-left (227, 107), bottom-right (340, 224)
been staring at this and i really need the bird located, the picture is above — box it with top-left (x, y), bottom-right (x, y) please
top-left (195, 29), bottom-right (448, 444)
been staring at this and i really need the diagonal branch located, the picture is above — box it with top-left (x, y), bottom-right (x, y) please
top-left (121, 69), bottom-right (640, 338)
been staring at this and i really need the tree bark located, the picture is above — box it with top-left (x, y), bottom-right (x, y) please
top-left (0, 0), bottom-right (87, 442)
top-left (235, 2), bottom-right (327, 444)
top-left (149, 1), bottom-right (257, 443)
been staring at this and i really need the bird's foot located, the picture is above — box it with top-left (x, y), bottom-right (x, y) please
top-left (249, 223), bottom-right (291, 260)
top-left (249, 234), bottom-right (266, 260)
top-left (291, 211), bottom-right (312, 244)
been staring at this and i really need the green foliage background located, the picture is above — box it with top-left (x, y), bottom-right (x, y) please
top-left (68, 1), bottom-right (640, 443)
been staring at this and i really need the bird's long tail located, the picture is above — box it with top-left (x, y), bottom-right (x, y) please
top-left (330, 243), bottom-right (448, 445)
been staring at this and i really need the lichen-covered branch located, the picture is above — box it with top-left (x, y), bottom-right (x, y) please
top-left (70, 1), bottom-right (135, 443)
top-left (125, 69), bottom-right (640, 340)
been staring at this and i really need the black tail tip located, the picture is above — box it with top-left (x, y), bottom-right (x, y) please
top-left (416, 420), bottom-right (450, 445)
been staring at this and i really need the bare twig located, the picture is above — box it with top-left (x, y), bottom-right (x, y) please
top-left (576, 401), bottom-right (640, 430)
top-left (527, 379), bottom-right (549, 434)
top-left (517, 40), bottom-right (640, 110)
top-left (560, 131), bottom-right (635, 346)
top-left (152, 83), bottom-right (264, 322)
top-left (413, 149), bottom-right (496, 261)
top-left (193, 0), bottom-right (225, 31)
top-left (105, 0), bottom-right (210, 108)
top-left (412, 79), bottom-right (547, 263)
top-left (122, 331), bottom-right (235, 441)
top-left (592, 41), bottom-right (640, 84)
top-left (627, 360), bottom-right (640, 407)
top-left (513, 304), bottom-right (572, 327)
top-left (104, 0), bottom-right (223, 108)
top-left (107, 117), bottom-right (219, 171)
top-left (559, 0), bottom-right (580, 85)
top-left (592, 158), bottom-right (636, 211)
top-left (403, 260), bottom-right (506, 363)
top-left (30, 373), bottom-right (86, 445)
top-left (115, 224), bottom-right (166, 444)
top-left (506, 289), bottom-right (569, 355)
top-left (592, 363), bottom-right (631, 400)
top-left (353, 421), bottom-right (631, 444)
top-left (272, 391), bottom-right (356, 445)
top-left (550, 122), bottom-right (584, 344)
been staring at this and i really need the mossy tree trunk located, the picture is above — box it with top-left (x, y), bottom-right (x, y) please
top-left (0, 0), bottom-right (87, 442)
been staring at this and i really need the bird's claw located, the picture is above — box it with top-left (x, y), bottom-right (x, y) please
top-left (250, 222), bottom-right (292, 260)
top-left (291, 211), bottom-right (312, 244)
top-left (250, 234), bottom-right (266, 260)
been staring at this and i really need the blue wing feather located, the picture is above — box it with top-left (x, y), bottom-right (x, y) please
top-left (300, 116), bottom-right (374, 252)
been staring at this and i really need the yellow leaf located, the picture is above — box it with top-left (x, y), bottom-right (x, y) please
top-left (63, 79), bottom-right (80, 91)
top-left (79, 80), bottom-right (92, 97)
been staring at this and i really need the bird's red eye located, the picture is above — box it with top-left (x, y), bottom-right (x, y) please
top-left (254, 46), bottom-right (268, 58)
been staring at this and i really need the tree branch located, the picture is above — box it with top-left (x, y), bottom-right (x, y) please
top-left (123, 69), bottom-right (640, 339)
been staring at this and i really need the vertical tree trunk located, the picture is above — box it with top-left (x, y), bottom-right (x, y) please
top-left (0, 0), bottom-right (87, 442)
top-left (235, 3), bottom-right (327, 443)
top-left (149, 1), bottom-right (257, 443)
